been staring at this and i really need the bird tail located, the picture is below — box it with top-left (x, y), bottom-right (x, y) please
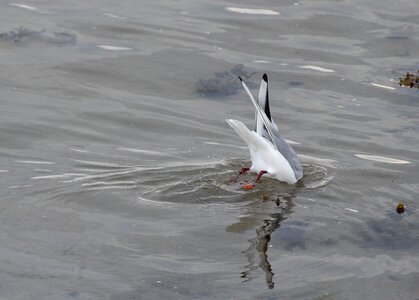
top-left (226, 119), bottom-right (265, 150)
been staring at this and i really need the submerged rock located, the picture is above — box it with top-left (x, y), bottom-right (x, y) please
top-left (196, 64), bottom-right (256, 97)
top-left (0, 27), bottom-right (32, 42)
top-left (0, 27), bottom-right (76, 46)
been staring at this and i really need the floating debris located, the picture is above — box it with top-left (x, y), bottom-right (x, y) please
top-left (262, 193), bottom-right (270, 201)
top-left (196, 65), bottom-right (256, 97)
top-left (399, 71), bottom-right (419, 89)
top-left (396, 203), bottom-right (405, 214)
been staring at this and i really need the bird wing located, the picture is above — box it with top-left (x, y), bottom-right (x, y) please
top-left (239, 76), bottom-right (303, 180)
top-left (239, 76), bottom-right (278, 150)
top-left (255, 73), bottom-right (279, 139)
top-left (255, 74), bottom-right (270, 134)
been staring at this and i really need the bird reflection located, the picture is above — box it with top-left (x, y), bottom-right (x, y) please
top-left (241, 212), bottom-right (282, 289)
top-left (226, 193), bottom-right (295, 289)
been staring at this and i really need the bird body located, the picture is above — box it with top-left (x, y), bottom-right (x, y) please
top-left (227, 74), bottom-right (303, 184)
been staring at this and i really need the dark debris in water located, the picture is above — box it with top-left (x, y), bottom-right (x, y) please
top-left (196, 64), bottom-right (256, 97)
top-left (396, 202), bottom-right (405, 214)
top-left (0, 27), bottom-right (77, 46)
top-left (399, 71), bottom-right (419, 89)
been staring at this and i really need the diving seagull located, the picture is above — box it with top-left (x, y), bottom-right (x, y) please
top-left (226, 74), bottom-right (303, 185)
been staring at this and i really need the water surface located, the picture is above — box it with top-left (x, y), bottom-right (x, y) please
top-left (1, 0), bottom-right (419, 299)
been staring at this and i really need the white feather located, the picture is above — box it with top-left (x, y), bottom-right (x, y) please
top-left (256, 79), bottom-right (268, 134)
top-left (226, 119), bottom-right (298, 184)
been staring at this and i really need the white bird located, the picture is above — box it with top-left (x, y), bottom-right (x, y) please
top-left (226, 74), bottom-right (303, 184)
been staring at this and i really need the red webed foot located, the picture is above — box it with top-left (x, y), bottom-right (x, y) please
top-left (239, 167), bottom-right (250, 175)
top-left (242, 183), bottom-right (255, 190)
top-left (255, 170), bottom-right (268, 182)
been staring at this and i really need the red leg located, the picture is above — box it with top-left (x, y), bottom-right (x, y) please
top-left (255, 170), bottom-right (268, 182)
top-left (239, 167), bottom-right (250, 175)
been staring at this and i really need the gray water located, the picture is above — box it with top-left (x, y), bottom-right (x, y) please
top-left (1, 1), bottom-right (419, 299)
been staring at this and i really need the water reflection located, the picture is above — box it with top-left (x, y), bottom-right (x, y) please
top-left (240, 212), bottom-right (280, 289)
top-left (227, 193), bottom-right (295, 289)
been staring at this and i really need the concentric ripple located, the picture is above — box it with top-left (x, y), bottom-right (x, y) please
top-left (29, 152), bottom-right (334, 205)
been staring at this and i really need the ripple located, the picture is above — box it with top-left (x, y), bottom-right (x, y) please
top-left (26, 152), bottom-right (333, 205)
top-left (370, 83), bottom-right (395, 90)
top-left (203, 141), bottom-right (247, 149)
top-left (345, 208), bottom-right (359, 213)
top-left (299, 65), bottom-right (335, 73)
top-left (355, 154), bottom-right (410, 164)
top-left (117, 147), bottom-right (170, 156)
top-left (103, 12), bottom-right (126, 19)
top-left (226, 7), bottom-right (280, 15)
top-left (139, 160), bottom-right (332, 204)
top-left (299, 164), bottom-right (332, 189)
top-left (9, 3), bottom-right (38, 11)
top-left (98, 45), bottom-right (132, 51)
top-left (16, 160), bottom-right (56, 165)
top-left (31, 173), bottom-right (86, 180)
top-left (70, 148), bottom-right (91, 153)
top-left (299, 155), bottom-right (339, 168)
top-left (72, 160), bottom-right (130, 169)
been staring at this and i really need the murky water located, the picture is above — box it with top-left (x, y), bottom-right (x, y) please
top-left (1, 0), bottom-right (419, 299)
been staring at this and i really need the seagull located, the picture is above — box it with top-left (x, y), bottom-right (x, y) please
top-left (226, 74), bottom-right (303, 185)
